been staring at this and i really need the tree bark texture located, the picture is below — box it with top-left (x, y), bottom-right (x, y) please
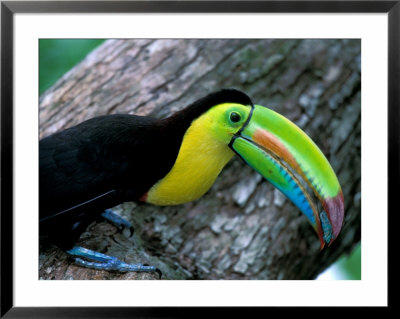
top-left (39, 39), bottom-right (361, 280)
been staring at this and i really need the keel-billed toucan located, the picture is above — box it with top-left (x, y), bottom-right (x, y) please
top-left (40, 89), bottom-right (344, 274)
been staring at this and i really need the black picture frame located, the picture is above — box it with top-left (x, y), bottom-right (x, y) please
top-left (1, 1), bottom-right (395, 317)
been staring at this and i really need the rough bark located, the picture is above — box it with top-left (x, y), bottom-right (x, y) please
top-left (39, 39), bottom-right (361, 280)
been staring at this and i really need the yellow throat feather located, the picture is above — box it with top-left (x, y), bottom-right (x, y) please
top-left (146, 106), bottom-right (237, 206)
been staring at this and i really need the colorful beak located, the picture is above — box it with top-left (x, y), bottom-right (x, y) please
top-left (230, 104), bottom-right (344, 248)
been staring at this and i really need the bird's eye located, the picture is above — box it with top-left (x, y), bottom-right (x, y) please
top-left (230, 112), bottom-right (241, 123)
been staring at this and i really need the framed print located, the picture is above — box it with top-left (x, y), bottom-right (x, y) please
top-left (1, 0), bottom-right (396, 316)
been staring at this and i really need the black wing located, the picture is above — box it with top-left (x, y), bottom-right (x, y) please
top-left (39, 114), bottom-right (173, 242)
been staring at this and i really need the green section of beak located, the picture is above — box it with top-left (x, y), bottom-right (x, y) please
top-left (230, 104), bottom-right (344, 247)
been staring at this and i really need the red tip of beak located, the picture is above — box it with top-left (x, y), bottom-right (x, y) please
top-left (323, 191), bottom-right (345, 240)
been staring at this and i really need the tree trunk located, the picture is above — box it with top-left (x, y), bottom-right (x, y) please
top-left (39, 39), bottom-right (361, 280)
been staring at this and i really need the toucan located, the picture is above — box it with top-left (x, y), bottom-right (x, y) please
top-left (40, 89), bottom-right (344, 275)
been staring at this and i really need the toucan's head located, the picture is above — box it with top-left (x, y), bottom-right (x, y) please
top-left (148, 89), bottom-right (344, 248)
top-left (193, 102), bottom-right (252, 144)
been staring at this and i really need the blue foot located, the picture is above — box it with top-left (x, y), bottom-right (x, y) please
top-left (67, 246), bottom-right (161, 277)
top-left (101, 209), bottom-right (134, 236)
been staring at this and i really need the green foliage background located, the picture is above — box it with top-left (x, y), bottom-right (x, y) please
top-left (39, 39), bottom-right (105, 94)
top-left (39, 39), bottom-right (361, 280)
top-left (334, 243), bottom-right (361, 280)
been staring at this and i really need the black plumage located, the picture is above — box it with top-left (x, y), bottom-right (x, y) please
top-left (40, 114), bottom-right (174, 248)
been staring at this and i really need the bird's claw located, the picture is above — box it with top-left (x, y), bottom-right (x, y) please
top-left (143, 263), bottom-right (162, 279)
top-left (101, 209), bottom-right (134, 237)
top-left (67, 246), bottom-right (161, 276)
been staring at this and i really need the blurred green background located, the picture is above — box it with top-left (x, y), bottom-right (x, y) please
top-left (39, 39), bottom-right (361, 280)
top-left (39, 39), bottom-right (105, 94)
